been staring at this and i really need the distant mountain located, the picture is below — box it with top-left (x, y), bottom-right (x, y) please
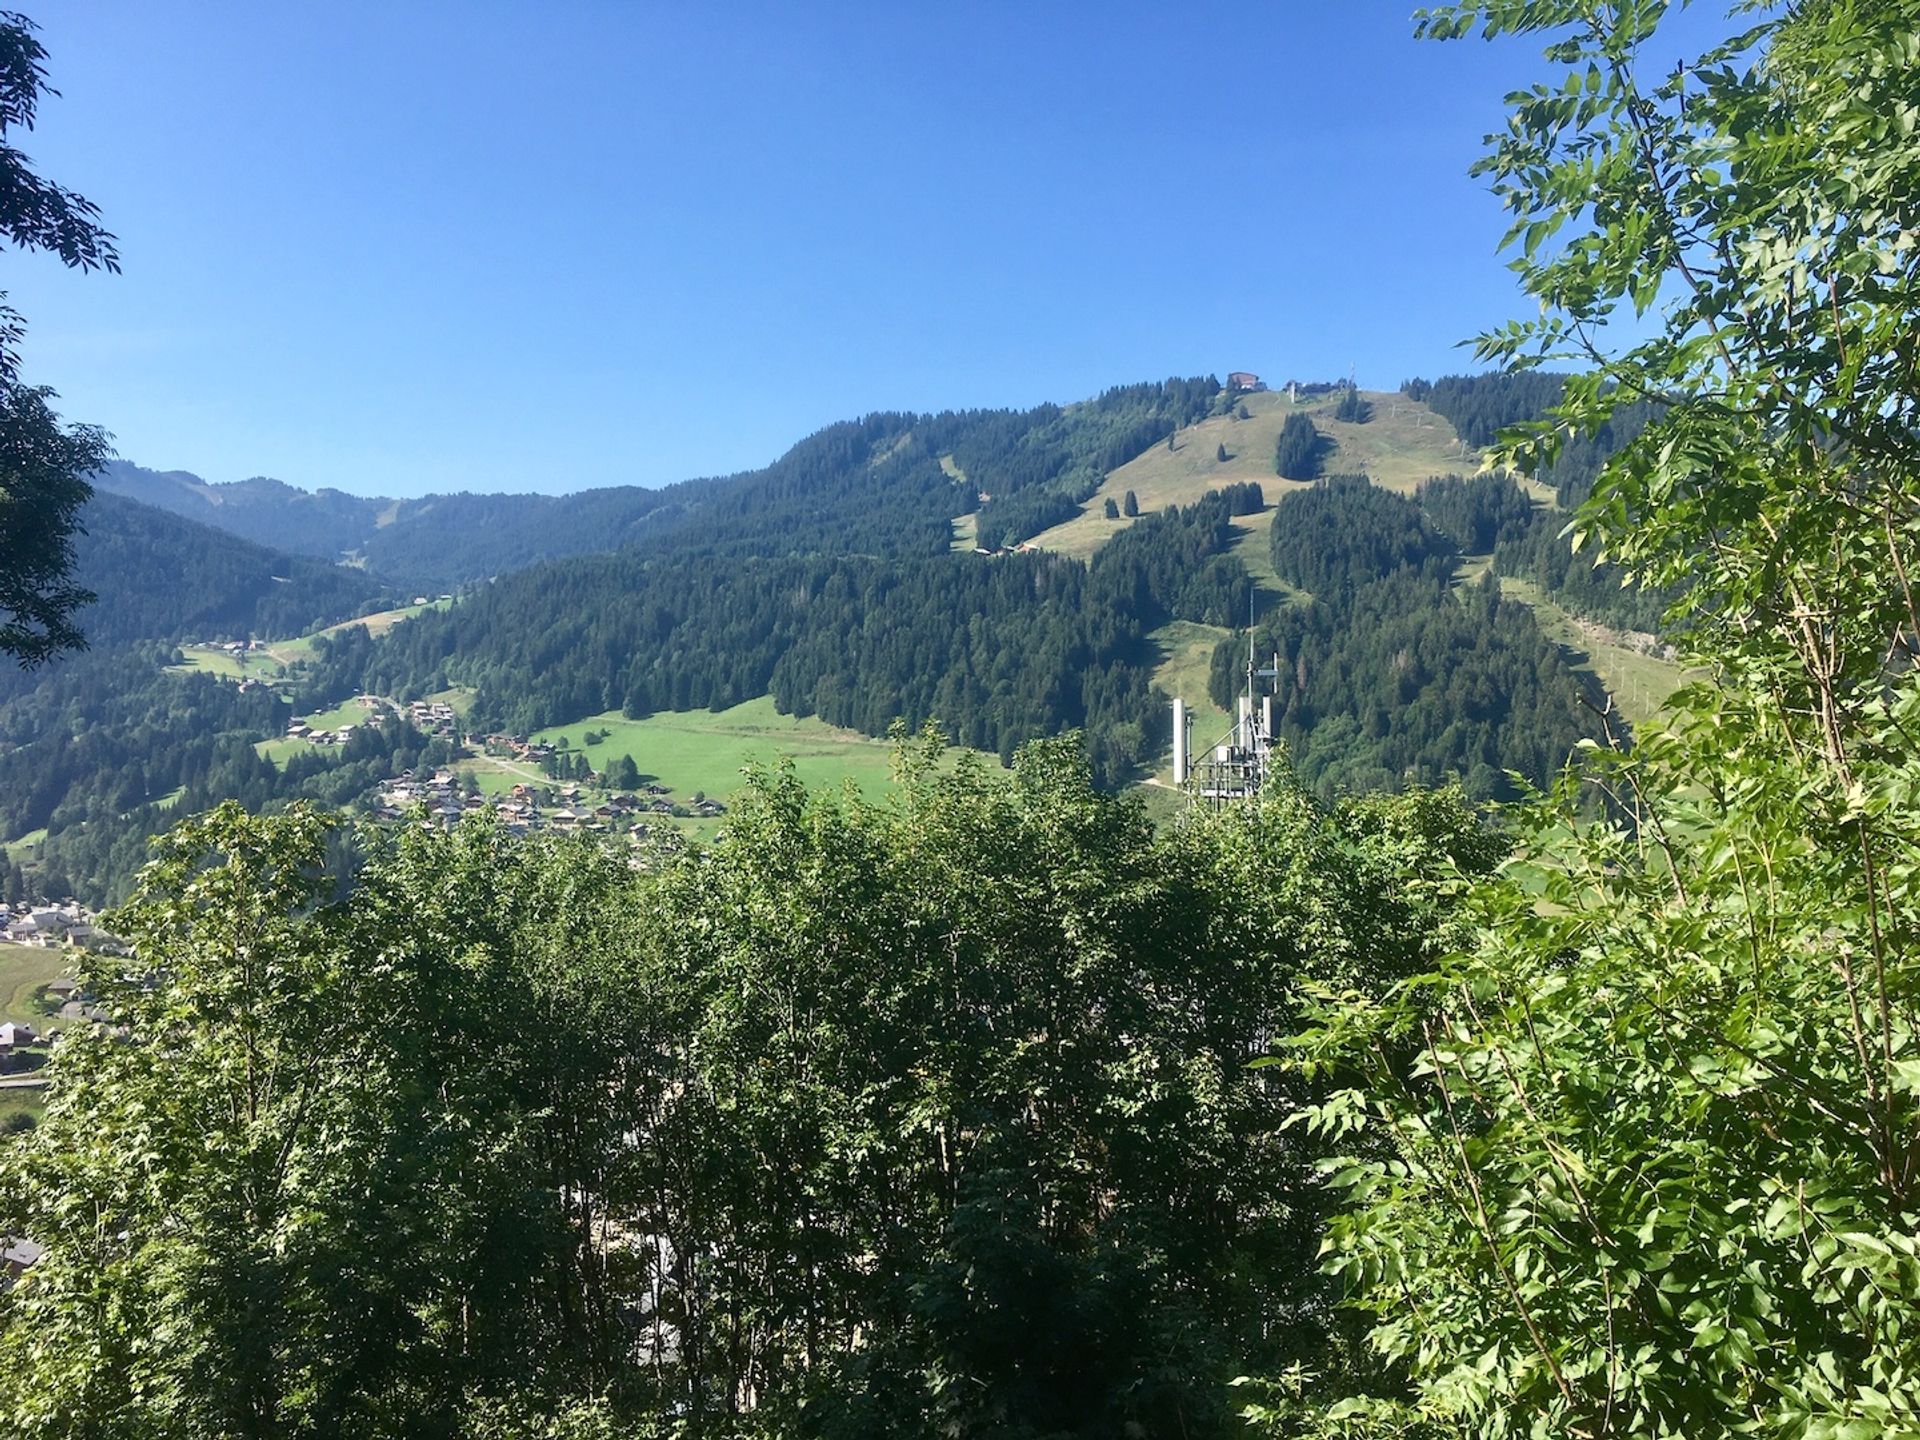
top-left (93, 377), bottom-right (1226, 590)
top-left (94, 461), bottom-right (387, 561)
top-left (69, 489), bottom-right (389, 648)
top-left (91, 460), bottom-right (770, 590)
top-left (1, 369), bottom-right (1681, 910)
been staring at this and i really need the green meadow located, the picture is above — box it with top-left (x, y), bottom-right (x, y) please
top-left (532, 696), bottom-right (997, 804)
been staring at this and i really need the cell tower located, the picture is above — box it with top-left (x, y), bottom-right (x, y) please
top-left (1169, 634), bottom-right (1282, 808)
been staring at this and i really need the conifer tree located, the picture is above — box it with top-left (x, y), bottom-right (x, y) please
top-left (1273, 413), bottom-right (1321, 480)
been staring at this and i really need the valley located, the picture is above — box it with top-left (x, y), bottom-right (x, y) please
top-left (1, 5), bottom-right (1897, 1431)
top-left (1, 370), bottom-right (1688, 909)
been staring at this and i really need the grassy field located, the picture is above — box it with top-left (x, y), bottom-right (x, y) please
top-left (1146, 620), bottom-right (1238, 787)
top-left (427, 686), bottom-right (476, 718)
top-left (264, 599), bottom-right (448, 667)
top-left (258, 695), bottom-right (382, 763)
top-left (169, 645), bottom-right (290, 682)
top-left (295, 697), bottom-right (381, 731)
top-left (321, 599), bottom-right (445, 639)
top-left (1498, 575), bottom-right (1692, 726)
top-left (532, 696), bottom-right (996, 805)
top-left (4, 828), bottom-right (46, 860)
top-left (169, 602), bottom-right (449, 676)
top-left (456, 759), bottom-right (537, 796)
top-left (0, 943), bottom-right (66, 1027)
top-left (1134, 781), bottom-right (1186, 829)
top-left (1028, 389), bottom-right (1476, 560)
top-left (0, 1089), bottom-right (42, 1127)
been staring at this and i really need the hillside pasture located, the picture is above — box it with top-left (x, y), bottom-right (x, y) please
top-left (0, 943), bottom-right (66, 1027)
top-left (1146, 620), bottom-right (1235, 787)
top-left (4, 829), bottom-right (46, 860)
top-left (169, 645), bottom-right (289, 682)
top-left (1496, 575), bottom-right (1692, 726)
top-left (532, 696), bottom-right (999, 806)
top-left (0, 1090), bottom-right (41, 1127)
top-left (295, 697), bottom-right (383, 733)
top-left (266, 598), bottom-right (449, 666)
top-left (1027, 389), bottom-right (1474, 560)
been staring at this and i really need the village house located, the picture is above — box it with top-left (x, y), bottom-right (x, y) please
top-left (2, 1238), bottom-right (44, 1289)
top-left (1227, 371), bottom-right (1265, 392)
top-left (4, 902), bottom-right (96, 948)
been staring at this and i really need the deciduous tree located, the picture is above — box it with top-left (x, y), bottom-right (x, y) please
top-left (0, 10), bottom-right (119, 668)
top-left (1282, 4), bottom-right (1920, 1435)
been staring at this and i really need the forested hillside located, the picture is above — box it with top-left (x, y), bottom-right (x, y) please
top-left (1393, 375), bottom-right (1675, 633)
top-left (63, 490), bottom-right (389, 650)
top-left (6, 368), bottom-right (1662, 905)
top-left (93, 462), bottom-right (389, 559)
top-left (98, 379), bottom-right (1223, 588)
top-left (1212, 475), bottom-right (1606, 798)
top-left (0, 495), bottom-right (400, 901)
top-left (303, 490), bottom-right (1253, 785)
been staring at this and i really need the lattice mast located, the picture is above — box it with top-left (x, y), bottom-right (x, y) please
top-left (1170, 629), bottom-right (1281, 808)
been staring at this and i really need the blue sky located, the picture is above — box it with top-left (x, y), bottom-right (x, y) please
top-left (6, 3), bottom-right (1710, 497)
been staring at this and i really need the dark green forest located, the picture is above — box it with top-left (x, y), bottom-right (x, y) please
top-left (1211, 474), bottom-right (1606, 799)
top-left (99, 379), bottom-right (1224, 586)
top-left (1272, 412), bottom-right (1321, 480)
top-left (1412, 371), bottom-right (1657, 506)
top-left (1267, 475), bottom-right (1452, 595)
top-left (64, 490), bottom-right (389, 649)
top-left (302, 490), bottom-right (1256, 785)
top-left (0, 492), bottom-right (407, 902)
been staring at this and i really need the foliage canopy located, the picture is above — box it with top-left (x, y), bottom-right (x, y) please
top-left (1274, 3), bottom-right (1920, 1436)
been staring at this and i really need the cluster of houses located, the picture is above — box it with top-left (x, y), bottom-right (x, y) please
top-left (368, 771), bottom-right (724, 836)
top-left (2, 902), bottom-right (100, 949)
top-left (275, 705), bottom-right (732, 838)
top-left (286, 694), bottom-right (460, 748)
top-left (479, 733), bottom-right (558, 765)
top-left (285, 692), bottom-right (392, 747)
top-left (0, 1019), bottom-right (40, 1070)
top-left (404, 697), bottom-right (459, 738)
top-left (285, 717), bottom-right (364, 746)
top-left (370, 769), bottom-right (485, 825)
